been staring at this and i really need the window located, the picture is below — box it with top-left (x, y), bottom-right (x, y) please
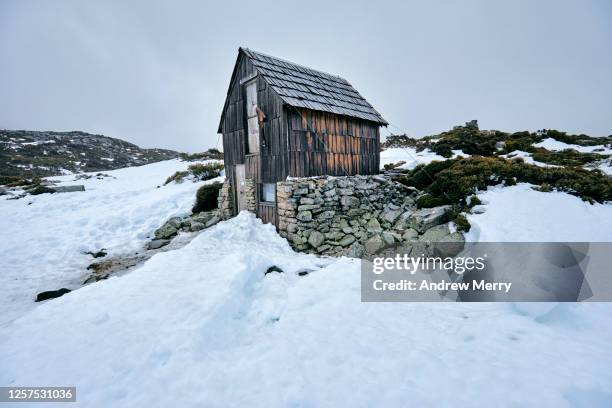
top-left (261, 183), bottom-right (276, 203)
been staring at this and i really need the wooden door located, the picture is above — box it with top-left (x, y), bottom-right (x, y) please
top-left (245, 80), bottom-right (259, 154)
top-left (235, 164), bottom-right (247, 212)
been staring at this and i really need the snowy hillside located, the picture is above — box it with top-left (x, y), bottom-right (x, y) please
top-left (2, 213), bottom-right (612, 407)
top-left (2, 157), bottom-right (612, 407)
top-left (0, 159), bottom-right (220, 325)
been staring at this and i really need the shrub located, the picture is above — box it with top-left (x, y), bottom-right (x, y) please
top-left (398, 156), bottom-right (611, 204)
top-left (164, 171), bottom-right (189, 185)
top-left (193, 182), bottom-right (223, 213)
top-left (468, 195), bottom-right (482, 207)
top-left (179, 149), bottom-right (224, 161)
top-left (530, 148), bottom-right (603, 167)
top-left (0, 175), bottom-right (29, 187)
top-left (540, 129), bottom-right (612, 147)
top-left (29, 185), bottom-right (56, 195)
top-left (188, 162), bottom-right (224, 181)
top-left (452, 214), bottom-right (471, 232)
top-left (416, 194), bottom-right (449, 208)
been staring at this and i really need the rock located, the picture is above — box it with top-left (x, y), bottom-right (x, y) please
top-left (381, 207), bottom-right (401, 224)
top-left (401, 228), bottom-right (419, 242)
top-left (340, 195), bottom-right (360, 208)
top-left (495, 141), bottom-right (506, 150)
top-left (393, 211), bottom-right (414, 231)
top-left (325, 231), bottom-right (345, 241)
top-left (364, 234), bottom-right (385, 254)
top-left (382, 231), bottom-right (395, 245)
top-left (192, 212), bottom-right (214, 224)
top-left (265, 265), bottom-right (284, 274)
top-left (154, 217), bottom-right (182, 239)
top-left (366, 218), bottom-right (382, 234)
top-left (419, 223), bottom-right (465, 257)
top-left (147, 239), bottom-right (170, 250)
top-left (297, 211), bottom-right (313, 222)
top-left (346, 242), bottom-right (365, 258)
top-left (287, 223), bottom-right (298, 233)
top-left (190, 221), bottom-right (206, 231)
top-left (35, 288), bottom-right (71, 302)
top-left (308, 231), bottom-right (325, 248)
top-left (300, 197), bottom-right (315, 205)
top-left (51, 185), bottom-right (85, 193)
top-left (409, 205), bottom-right (451, 233)
top-left (205, 216), bottom-right (220, 228)
top-left (341, 227), bottom-right (353, 234)
top-left (338, 234), bottom-right (356, 247)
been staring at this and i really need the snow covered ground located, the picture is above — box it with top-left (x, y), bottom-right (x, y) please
top-left (534, 137), bottom-right (612, 155)
top-left (380, 147), bottom-right (468, 170)
top-left (465, 183), bottom-right (612, 242)
top-left (2, 158), bottom-right (612, 407)
top-left (501, 150), bottom-right (559, 168)
top-left (2, 212), bottom-right (612, 407)
top-left (0, 159), bottom-right (220, 325)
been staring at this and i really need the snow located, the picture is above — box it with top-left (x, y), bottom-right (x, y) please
top-left (534, 137), bottom-right (612, 155)
top-left (465, 183), bottom-right (612, 242)
top-left (0, 159), bottom-right (220, 325)
top-left (501, 150), bottom-right (559, 167)
top-left (1, 212), bottom-right (611, 407)
top-left (380, 147), bottom-right (468, 170)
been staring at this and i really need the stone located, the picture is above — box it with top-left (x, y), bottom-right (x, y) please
top-left (419, 224), bottom-right (465, 257)
top-left (154, 217), bottom-right (182, 239)
top-left (316, 244), bottom-right (331, 253)
top-left (308, 231), bottom-right (325, 248)
top-left (51, 185), bottom-right (85, 193)
top-left (300, 197), bottom-right (315, 205)
top-left (316, 210), bottom-right (335, 220)
top-left (393, 211), bottom-right (414, 231)
top-left (35, 288), bottom-right (71, 302)
top-left (147, 239), bottom-right (170, 250)
top-left (324, 189), bottom-right (337, 197)
top-left (364, 234), bottom-right (385, 254)
top-left (340, 195), bottom-right (360, 208)
top-left (342, 227), bottom-right (353, 234)
top-left (205, 216), bottom-right (220, 228)
top-left (381, 205), bottom-right (402, 224)
top-left (190, 221), bottom-right (206, 231)
top-left (401, 228), bottom-right (419, 242)
top-left (346, 242), bottom-right (365, 258)
top-left (297, 211), bottom-right (313, 221)
top-left (382, 231), bottom-right (396, 245)
top-left (366, 218), bottom-right (382, 234)
top-left (338, 234), bottom-right (356, 247)
top-left (409, 205), bottom-right (451, 233)
top-left (265, 266), bottom-right (284, 274)
top-left (287, 223), bottom-right (298, 233)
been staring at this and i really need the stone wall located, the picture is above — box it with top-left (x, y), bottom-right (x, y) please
top-left (276, 175), bottom-right (463, 258)
top-left (244, 179), bottom-right (257, 212)
top-left (217, 179), bottom-right (233, 220)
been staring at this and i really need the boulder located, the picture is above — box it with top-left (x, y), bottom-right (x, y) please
top-left (393, 211), bottom-right (414, 231)
top-left (154, 217), bottom-right (182, 239)
top-left (381, 205), bottom-right (402, 224)
top-left (338, 234), bottom-right (356, 247)
top-left (205, 216), bottom-right (220, 228)
top-left (401, 228), bottom-right (419, 242)
top-left (51, 185), bottom-right (85, 193)
top-left (340, 195), bottom-right (360, 208)
top-left (190, 221), bottom-right (206, 232)
top-left (308, 231), bottom-right (325, 248)
top-left (409, 205), bottom-right (451, 233)
top-left (382, 231), bottom-right (396, 245)
top-left (366, 218), bottom-right (382, 234)
top-left (419, 223), bottom-right (465, 257)
top-left (364, 234), bottom-right (385, 254)
top-left (35, 288), bottom-right (71, 302)
top-left (346, 242), bottom-right (365, 258)
top-left (147, 239), bottom-right (170, 250)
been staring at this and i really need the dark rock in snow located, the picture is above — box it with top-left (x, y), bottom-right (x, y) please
top-left (265, 266), bottom-right (284, 275)
top-left (147, 239), bottom-right (171, 250)
top-left (36, 288), bottom-right (71, 302)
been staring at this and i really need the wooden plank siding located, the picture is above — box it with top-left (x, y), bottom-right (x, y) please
top-left (286, 108), bottom-right (380, 177)
top-left (257, 202), bottom-right (277, 225)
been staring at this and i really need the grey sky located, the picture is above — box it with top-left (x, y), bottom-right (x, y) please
top-left (1, 0), bottom-right (610, 152)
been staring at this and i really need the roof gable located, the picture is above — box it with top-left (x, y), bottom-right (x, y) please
top-left (218, 48), bottom-right (388, 133)
top-left (242, 48), bottom-right (387, 125)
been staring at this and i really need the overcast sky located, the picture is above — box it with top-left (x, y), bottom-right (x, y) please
top-left (1, 0), bottom-right (610, 152)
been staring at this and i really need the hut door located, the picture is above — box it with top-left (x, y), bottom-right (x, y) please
top-left (235, 164), bottom-right (247, 212)
top-left (245, 80), bottom-right (259, 154)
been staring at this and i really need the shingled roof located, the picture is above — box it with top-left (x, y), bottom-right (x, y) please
top-left (219, 48), bottom-right (387, 131)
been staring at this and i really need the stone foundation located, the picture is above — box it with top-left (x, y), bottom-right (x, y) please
top-left (276, 175), bottom-right (463, 257)
top-left (217, 179), bottom-right (233, 220)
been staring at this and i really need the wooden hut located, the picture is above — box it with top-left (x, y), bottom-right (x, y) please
top-left (218, 47), bottom-right (387, 226)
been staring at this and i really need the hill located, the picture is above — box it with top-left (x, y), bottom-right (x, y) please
top-left (0, 129), bottom-right (179, 179)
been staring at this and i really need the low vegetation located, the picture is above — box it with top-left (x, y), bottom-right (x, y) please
top-left (395, 156), bottom-right (611, 204)
top-left (164, 162), bottom-right (224, 185)
top-left (179, 148), bottom-right (223, 161)
top-left (192, 182), bottom-right (223, 213)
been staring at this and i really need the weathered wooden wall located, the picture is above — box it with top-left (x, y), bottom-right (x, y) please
top-left (286, 108), bottom-right (380, 177)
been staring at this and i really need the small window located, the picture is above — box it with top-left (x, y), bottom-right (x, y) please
top-left (261, 183), bottom-right (276, 203)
